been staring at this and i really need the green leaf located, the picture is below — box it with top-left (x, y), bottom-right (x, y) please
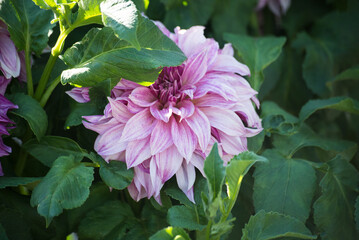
top-left (100, 0), bottom-right (140, 49)
top-left (211, 0), bottom-right (257, 43)
top-left (247, 131), bottom-right (265, 153)
top-left (327, 66), bottom-right (359, 88)
top-left (165, 186), bottom-right (194, 207)
top-left (355, 196), bottom-right (359, 232)
top-left (8, 93), bottom-right (48, 141)
top-left (23, 136), bottom-right (88, 167)
top-left (204, 143), bottom-right (225, 201)
top-left (161, 0), bottom-right (216, 30)
top-left (0, 224), bottom-right (9, 240)
top-left (224, 34), bottom-right (286, 90)
top-left (150, 226), bottom-right (190, 240)
top-left (67, 182), bottom-right (118, 229)
top-left (241, 210), bottom-right (316, 240)
top-left (314, 156), bottom-right (359, 240)
top-left (260, 101), bottom-right (299, 136)
top-left (226, 152), bottom-right (266, 201)
top-left (167, 205), bottom-right (206, 231)
top-left (74, 0), bottom-right (104, 27)
top-left (92, 155), bottom-right (134, 190)
top-left (0, 177), bottom-right (42, 189)
top-left (30, 155), bottom-right (94, 226)
top-left (272, 124), bottom-right (358, 160)
top-left (0, 0), bottom-right (54, 55)
top-left (78, 200), bottom-right (134, 239)
top-left (299, 96), bottom-right (359, 122)
top-left (61, 16), bottom-right (186, 87)
top-left (253, 150), bottom-right (316, 222)
top-left (65, 101), bottom-right (100, 128)
top-left (292, 9), bottom-right (359, 96)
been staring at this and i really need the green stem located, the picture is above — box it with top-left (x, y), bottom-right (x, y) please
top-left (34, 27), bottom-right (73, 101)
top-left (39, 76), bottom-right (61, 107)
top-left (205, 219), bottom-right (213, 240)
top-left (25, 41), bottom-right (33, 96)
top-left (82, 162), bottom-right (100, 168)
top-left (15, 128), bottom-right (33, 176)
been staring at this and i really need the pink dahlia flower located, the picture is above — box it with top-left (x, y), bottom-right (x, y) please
top-left (83, 24), bottom-right (262, 203)
top-left (66, 87), bottom-right (91, 103)
top-left (0, 21), bottom-right (20, 79)
top-left (256, 0), bottom-right (291, 17)
top-left (0, 94), bottom-right (18, 175)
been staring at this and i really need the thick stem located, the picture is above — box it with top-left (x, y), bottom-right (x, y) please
top-left (39, 76), bottom-right (61, 107)
top-left (14, 128), bottom-right (33, 176)
top-left (205, 219), bottom-right (213, 240)
top-left (34, 27), bottom-right (72, 101)
top-left (25, 41), bottom-right (33, 96)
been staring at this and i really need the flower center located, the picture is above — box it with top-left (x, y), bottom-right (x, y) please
top-left (150, 65), bottom-right (185, 104)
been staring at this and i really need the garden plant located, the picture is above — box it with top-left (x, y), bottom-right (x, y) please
top-left (0, 0), bottom-right (359, 239)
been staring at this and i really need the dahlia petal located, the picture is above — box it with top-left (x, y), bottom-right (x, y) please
top-left (66, 87), bottom-right (90, 103)
top-left (83, 115), bottom-right (118, 135)
top-left (190, 153), bottom-right (205, 177)
top-left (153, 20), bottom-right (171, 38)
top-left (176, 162), bottom-right (196, 202)
top-left (108, 97), bottom-right (133, 123)
top-left (219, 130), bottom-right (247, 155)
top-left (171, 118), bottom-right (197, 162)
top-left (181, 50), bottom-right (208, 86)
top-left (0, 76), bottom-right (11, 95)
top-left (128, 181), bottom-right (146, 202)
top-left (120, 109), bottom-right (156, 142)
top-left (150, 158), bottom-right (165, 197)
top-left (185, 108), bottom-right (211, 153)
top-left (209, 54), bottom-right (250, 76)
top-left (201, 107), bottom-right (246, 136)
top-left (154, 145), bottom-right (183, 183)
top-left (0, 139), bottom-right (11, 157)
top-left (94, 124), bottom-right (127, 156)
top-left (221, 43), bottom-right (234, 56)
top-left (129, 87), bottom-right (157, 107)
top-left (150, 101), bottom-right (172, 123)
top-left (150, 120), bottom-right (173, 155)
top-left (280, 0), bottom-right (291, 13)
top-left (268, 0), bottom-right (281, 16)
top-left (195, 73), bottom-right (237, 100)
top-left (177, 26), bottom-right (206, 57)
top-left (0, 32), bottom-right (20, 79)
top-left (194, 93), bottom-right (236, 108)
top-left (175, 100), bottom-right (195, 121)
top-left (126, 136), bottom-right (151, 168)
top-left (127, 100), bottom-right (145, 114)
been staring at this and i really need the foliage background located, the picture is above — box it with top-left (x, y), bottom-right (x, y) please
top-left (0, 0), bottom-right (359, 239)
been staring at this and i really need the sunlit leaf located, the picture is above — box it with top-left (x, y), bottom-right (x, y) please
top-left (150, 226), bottom-right (190, 240)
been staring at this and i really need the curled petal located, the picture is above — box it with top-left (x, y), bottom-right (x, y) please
top-left (66, 87), bottom-right (90, 103)
top-left (209, 54), bottom-right (250, 76)
top-left (175, 100), bottom-right (195, 121)
top-left (150, 101), bottom-right (172, 123)
top-left (0, 31), bottom-right (20, 79)
top-left (82, 115), bottom-right (118, 135)
top-left (129, 87), bottom-right (157, 107)
top-left (201, 107), bottom-right (246, 136)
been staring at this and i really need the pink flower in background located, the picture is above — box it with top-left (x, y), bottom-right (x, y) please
top-left (257, 0), bottom-right (291, 16)
top-left (83, 24), bottom-right (262, 203)
top-left (66, 87), bottom-right (91, 103)
top-left (0, 21), bottom-right (20, 79)
top-left (0, 94), bottom-right (18, 175)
